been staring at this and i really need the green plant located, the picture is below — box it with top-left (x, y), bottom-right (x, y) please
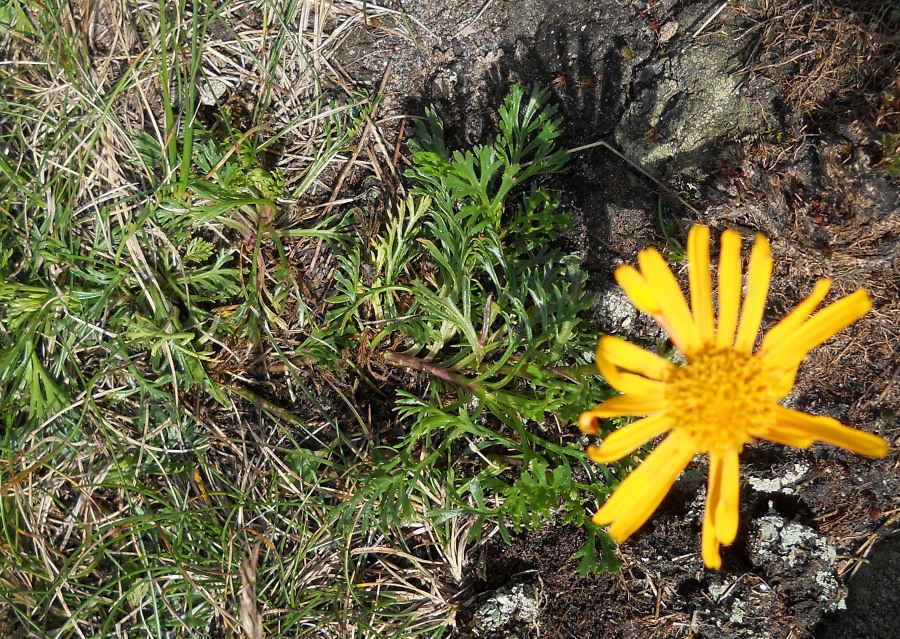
top-left (878, 133), bottom-right (900, 177)
top-left (331, 85), bottom-right (623, 573)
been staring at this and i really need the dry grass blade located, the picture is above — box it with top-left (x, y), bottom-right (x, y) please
top-left (240, 543), bottom-right (264, 639)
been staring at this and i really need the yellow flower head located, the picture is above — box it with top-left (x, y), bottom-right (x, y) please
top-left (579, 225), bottom-right (889, 569)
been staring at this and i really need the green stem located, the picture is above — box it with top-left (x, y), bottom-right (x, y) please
top-left (157, 0), bottom-right (177, 172)
top-left (383, 351), bottom-right (598, 387)
top-left (471, 358), bottom-right (598, 383)
top-left (382, 351), bottom-right (476, 391)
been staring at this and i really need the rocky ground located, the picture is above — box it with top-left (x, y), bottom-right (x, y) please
top-left (330, 0), bottom-right (900, 637)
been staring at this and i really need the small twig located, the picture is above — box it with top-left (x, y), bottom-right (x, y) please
top-left (568, 140), bottom-right (702, 216)
top-left (751, 49), bottom-right (817, 72)
top-left (202, 124), bottom-right (271, 181)
top-left (343, 0), bottom-right (438, 40)
top-left (454, 0), bottom-right (496, 39)
top-left (239, 543), bottom-right (264, 639)
top-left (392, 116), bottom-right (407, 168)
top-left (225, 381), bottom-right (307, 427)
top-left (324, 59), bottom-right (394, 213)
top-left (478, 294), bottom-right (492, 347)
top-left (692, 3), bottom-right (728, 38)
top-left (358, 314), bottom-right (419, 326)
top-left (0, 444), bottom-right (68, 496)
top-left (875, 360), bottom-right (900, 403)
top-left (846, 510), bottom-right (900, 580)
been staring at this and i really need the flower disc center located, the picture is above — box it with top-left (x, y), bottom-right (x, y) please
top-left (666, 347), bottom-right (776, 452)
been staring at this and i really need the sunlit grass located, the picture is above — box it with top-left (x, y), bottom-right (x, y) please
top-left (1, 1), bottom-right (620, 637)
top-left (0, 1), bottom-right (423, 637)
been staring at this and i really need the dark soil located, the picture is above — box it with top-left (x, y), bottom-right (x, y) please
top-left (338, 0), bottom-right (900, 637)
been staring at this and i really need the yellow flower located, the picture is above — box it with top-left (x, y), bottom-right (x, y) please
top-left (579, 225), bottom-right (889, 569)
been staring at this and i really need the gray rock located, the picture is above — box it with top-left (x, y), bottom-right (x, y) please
top-left (615, 5), bottom-right (773, 175)
top-left (472, 583), bottom-right (540, 637)
top-left (749, 514), bottom-right (843, 613)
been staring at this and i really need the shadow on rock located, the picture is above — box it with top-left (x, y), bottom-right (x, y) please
top-left (815, 535), bottom-right (900, 639)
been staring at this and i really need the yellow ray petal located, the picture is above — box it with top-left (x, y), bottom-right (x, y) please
top-left (706, 453), bottom-right (723, 522)
top-left (701, 508), bottom-right (723, 569)
top-left (587, 414), bottom-right (672, 463)
top-left (597, 336), bottom-right (675, 381)
top-left (769, 366), bottom-right (799, 400)
top-left (713, 449), bottom-right (740, 545)
top-left (755, 423), bottom-right (815, 448)
top-left (762, 289), bottom-right (872, 371)
top-left (615, 264), bottom-right (661, 316)
top-left (637, 248), bottom-right (702, 355)
top-left (606, 498), bottom-right (661, 541)
top-left (758, 279), bottom-right (831, 357)
top-left (734, 233), bottom-right (773, 353)
top-left (774, 406), bottom-right (888, 457)
top-left (716, 229), bottom-right (743, 348)
top-left (599, 435), bottom-right (695, 541)
top-left (578, 412), bottom-right (601, 435)
top-left (581, 392), bottom-right (668, 420)
top-left (688, 225), bottom-right (715, 344)
top-left (596, 352), bottom-right (668, 397)
top-left (702, 453), bottom-right (723, 569)
top-left (593, 434), bottom-right (690, 524)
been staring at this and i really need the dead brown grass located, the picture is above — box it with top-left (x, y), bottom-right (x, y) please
top-left (735, 0), bottom-right (899, 117)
